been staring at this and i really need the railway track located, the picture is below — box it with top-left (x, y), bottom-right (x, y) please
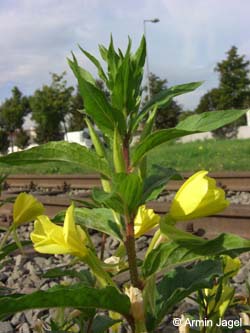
top-left (1, 172), bottom-right (250, 238)
top-left (3, 171), bottom-right (250, 192)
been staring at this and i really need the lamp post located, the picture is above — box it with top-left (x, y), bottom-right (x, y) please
top-left (143, 18), bottom-right (160, 100)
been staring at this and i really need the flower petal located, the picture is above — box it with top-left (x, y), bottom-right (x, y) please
top-left (134, 205), bottom-right (160, 238)
top-left (13, 193), bottom-right (44, 226)
top-left (169, 170), bottom-right (229, 221)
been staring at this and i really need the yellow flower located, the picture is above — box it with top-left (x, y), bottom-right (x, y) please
top-left (13, 192), bottom-right (44, 227)
top-left (169, 170), bottom-right (229, 221)
top-left (134, 205), bottom-right (160, 238)
top-left (30, 204), bottom-right (88, 257)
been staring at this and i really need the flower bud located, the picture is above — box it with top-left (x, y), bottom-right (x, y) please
top-left (13, 192), bottom-right (44, 227)
top-left (134, 205), bottom-right (160, 238)
top-left (169, 170), bottom-right (229, 221)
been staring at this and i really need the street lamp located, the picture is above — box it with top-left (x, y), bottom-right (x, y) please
top-left (143, 18), bottom-right (160, 99)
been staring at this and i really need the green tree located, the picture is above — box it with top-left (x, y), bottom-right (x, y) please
top-left (196, 46), bottom-right (250, 137)
top-left (0, 87), bottom-right (30, 149)
top-left (14, 129), bottom-right (30, 149)
top-left (0, 129), bottom-right (9, 154)
top-left (31, 72), bottom-right (73, 143)
top-left (215, 46), bottom-right (250, 109)
top-left (68, 86), bottom-right (84, 131)
top-left (145, 73), bottom-right (182, 129)
top-left (196, 88), bottom-right (221, 114)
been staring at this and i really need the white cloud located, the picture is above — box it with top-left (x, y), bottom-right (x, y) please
top-left (0, 0), bottom-right (250, 109)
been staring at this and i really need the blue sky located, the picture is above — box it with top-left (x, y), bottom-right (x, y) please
top-left (0, 0), bottom-right (250, 110)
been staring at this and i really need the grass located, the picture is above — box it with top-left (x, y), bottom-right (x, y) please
top-left (148, 139), bottom-right (250, 172)
top-left (0, 139), bottom-right (249, 174)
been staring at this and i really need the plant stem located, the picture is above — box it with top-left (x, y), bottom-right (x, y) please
top-left (135, 320), bottom-right (147, 333)
top-left (123, 135), bottom-right (131, 173)
top-left (122, 134), bottom-right (142, 289)
top-left (125, 220), bottom-right (143, 289)
top-left (0, 227), bottom-right (12, 249)
top-left (100, 233), bottom-right (107, 260)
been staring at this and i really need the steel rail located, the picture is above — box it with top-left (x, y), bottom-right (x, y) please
top-left (3, 171), bottom-right (250, 192)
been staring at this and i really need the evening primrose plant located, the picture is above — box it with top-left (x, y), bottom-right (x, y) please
top-left (0, 36), bottom-right (250, 333)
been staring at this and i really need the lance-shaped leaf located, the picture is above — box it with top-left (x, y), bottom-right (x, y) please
top-left (68, 56), bottom-right (96, 86)
top-left (53, 207), bottom-right (123, 240)
top-left (75, 207), bottom-right (123, 240)
top-left (92, 188), bottom-right (124, 214)
top-left (176, 109), bottom-right (247, 131)
top-left (132, 128), bottom-right (193, 165)
top-left (130, 81), bottom-right (203, 133)
top-left (0, 285), bottom-right (130, 318)
top-left (161, 223), bottom-right (250, 257)
top-left (143, 224), bottom-right (250, 277)
top-left (69, 54), bottom-right (126, 137)
top-left (141, 165), bottom-right (181, 203)
top-left (0, 142), bottom-right (112, 178)
top-left (113, 173), bottom-right (143, 214)
top-left (42, 268), bottom-right (95, 286)
top-left (79, 45), bottom-right (108, 85)
top-left (132, 35), bottom-right (146, 70)
top-left (92, 315), bottom-right (121, 333)
top-left (0, 241), bottom-right (31, 261)
top-left (146, 260), bottom-right (223, 331)
top-left (132, 109), bottom-right (247, 165)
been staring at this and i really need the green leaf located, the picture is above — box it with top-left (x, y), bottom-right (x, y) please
top-left (141, 165), bottom-right (181, 203)
top-left (98, 44), bottom-right (108, 62)
top-left (42, 268), bottom-right (95, 286)
top-left (78, 46), bottom-right (108, 85)
top-left (132, 128), bottom-right (193, 165)
top-left (72, 70), bottom-right (116, 137)
top-left (133, 35), bottom-right (146, 69)
top-left (53, 207), bottom-right (123, 240)
top-left (146, 260), bottom-right (223, 331)
top-left (131, 81), bottom-right (203, 133)
top-left (113, 173), bottom-right (143, 213)
top-left (0, 285), bottom-right (130, 317)
top-left (92, 315), bottom-right (121, 333)
top-left (107, 36), bottom-right (120, 88)
top-left (76, 207), bottom-right (123, 240)
top-left (143, 224), bottom-right (250, 277)
top-left (176, 109), bottom-right (247, 132)
top-left (0, 241), bottom-right (31, 261)
top-left (160, 223), bottom-right (250, 257)
top-left (0, 142), bottom-right (112, 178)
top-left (144, 224), bottom-right (250, 277)
top-left (68, 56), bottom-right (96, 86)
top-left (132, 109), bottom-right (248, 165)
top-left (92, 188), bottom-right (124, 214)
top-left (111, 41), bottom-right (132, 113)
top-left (142, 241), bottom-right (202, 278)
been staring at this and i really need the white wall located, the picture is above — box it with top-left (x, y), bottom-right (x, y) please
top-left (179, 132), bottom-right (213, 143)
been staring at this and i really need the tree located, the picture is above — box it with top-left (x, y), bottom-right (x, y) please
top-left (196, 46), bottom-right (250, 137)
top-left (67, 86), bottom-right (84, 131)
top-left (0, 129), bottom-right (9, 154)
top-left (0, 86), bottom-right (30, 150)
top-left (14, 129), bottom-right (30, 149)
top-left (196, 88), bottom-right (221, 114)
top-left (215, 46), bottom-right (250, 109)
top-left (144, 73), bottom-right (182, 129)
top-left (30, 72), bottom-right (73, 143)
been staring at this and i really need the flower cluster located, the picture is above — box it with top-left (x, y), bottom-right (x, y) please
top-left (134, 170), bottom-right (229, 236)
